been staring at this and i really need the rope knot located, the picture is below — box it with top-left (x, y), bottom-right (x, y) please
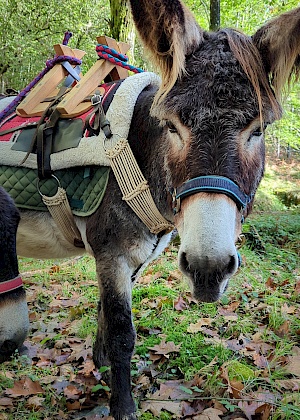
top-left (95, 44), bottom-right (144, 74)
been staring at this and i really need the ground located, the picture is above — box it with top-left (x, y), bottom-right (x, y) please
top-left (0, 154), bottom-right (299, 420)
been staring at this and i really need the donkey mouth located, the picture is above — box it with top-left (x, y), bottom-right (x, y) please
top-left (179, 252), bottom-right (233, 302)
top-left (185, 272), bottom-right (230, 302)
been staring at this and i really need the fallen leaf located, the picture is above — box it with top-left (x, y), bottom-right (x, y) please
top-left (276, 379), bottom-right (300, 390)
top-left (25, 395), bottom-right (45, 409)
top-left (224, 301), bottom-right (240, 311)
top-left (285, 355), bottom-right (300, 377)
top-left (0, 397), bottom-right (13, 407)
top-left (5, 377), bottom-right (44, 397)
top-left (140, 400), bottom-right (181, 417)
top-left (66, 400), bottom-right (81, 411)
top-left (275, 320), bottom-right (290, 337)
top-left (148, 339), bottom-right (181, 357)
top-left (174, 294), bottom-right (189, 311)
top-left (265, 277), bottom-right (277, 290)
top-left (187, 318), bottom-right (212, 333)
top-left (218, 307), bottom-right (238, 321)
top-left (193, 407), bottom-right (223, 420)
top-left (64, 384), bottom-right (82, 400)
top-left (253, 353), bottom-right (269, 368)
top-left (281, 303), bottom-right (296, 314)
top-left (201, 327), bottom-right (219, 337)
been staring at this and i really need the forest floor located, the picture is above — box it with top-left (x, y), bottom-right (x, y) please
top-left (0, 153), bottom-right (299, 420)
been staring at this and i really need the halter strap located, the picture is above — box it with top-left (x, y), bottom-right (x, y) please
top-left (0, 276), bottom-right (23, 294)
top-left (171, 176), bottom-right (252, 214)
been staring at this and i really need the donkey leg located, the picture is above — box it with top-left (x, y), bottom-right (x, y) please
top-left (93, 260), bottom-right (136, 420)
top-left (0, 187), bottom-right (29, 361)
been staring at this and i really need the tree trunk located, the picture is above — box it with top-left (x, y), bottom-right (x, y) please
top-left (210, 0), bottom-right (220, 31)
top-left (109, 0), bottom-right (133, 42)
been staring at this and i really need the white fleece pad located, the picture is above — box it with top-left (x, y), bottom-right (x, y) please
top-left (0, 72), bottom-right (160, 170)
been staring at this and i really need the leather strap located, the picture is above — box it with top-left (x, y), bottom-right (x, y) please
top-left (37, 108), bottom-right (61, 179)
top-left (0, 276), bottom-right (23, 294)
top-left (171, 176), bottom-right (252, 213)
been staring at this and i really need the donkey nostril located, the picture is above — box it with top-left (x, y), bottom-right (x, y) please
top-left (180, 252), bottom-right (189, 271)
top-left (227, 255), bottom-right (237, 274)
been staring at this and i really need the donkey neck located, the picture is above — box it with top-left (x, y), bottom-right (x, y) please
top-left (127, 85), bottom-right (173, 222)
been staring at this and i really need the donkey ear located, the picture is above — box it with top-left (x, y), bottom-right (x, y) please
top-left (252, 7), bottom-right (300, 99)
top-left (129, 0), bottom-right (203, 96)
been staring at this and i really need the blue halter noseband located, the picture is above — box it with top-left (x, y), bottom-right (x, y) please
top-left (170, 175), bottom-right (252, 214)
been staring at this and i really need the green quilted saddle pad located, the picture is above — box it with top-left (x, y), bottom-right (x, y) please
top-left (0, 165), bottom-right (110, 216)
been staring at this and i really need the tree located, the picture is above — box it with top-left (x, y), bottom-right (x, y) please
top-left (0, 0), bottom-right (111, 91)
top-left (109, 0), bottom-right (134, 42)
top-left (210, 0), bottom-right (220, 31)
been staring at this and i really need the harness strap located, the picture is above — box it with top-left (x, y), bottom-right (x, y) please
top-left (37, 107), bottom-right (61, 179)
top-left (171, 176), bottom-right (251, 214)
top-left (0, 276), bottom-right (23, 294)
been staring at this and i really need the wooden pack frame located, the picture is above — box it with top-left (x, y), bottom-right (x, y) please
top-left (16, 36), bottom-right (130, 118)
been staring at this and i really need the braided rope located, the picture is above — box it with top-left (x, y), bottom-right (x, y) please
top-left (106, 138), bottom-right (174, 235)
top-left (62, 31), bottom-right (73, 46)
top-left (96, 44), bottom-right (144, 74)
top-left (0, 55), bottom-right (82, 123)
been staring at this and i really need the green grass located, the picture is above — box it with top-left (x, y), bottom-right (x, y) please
top-left (0, 158), bottom-right (299, 419)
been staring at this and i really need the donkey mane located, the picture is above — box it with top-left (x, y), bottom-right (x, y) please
top-left (222, 28), bottom-right (282, 121)
top-left (154, 27), bottom-right (283, 123)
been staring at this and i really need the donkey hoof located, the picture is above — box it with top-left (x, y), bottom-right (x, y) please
top-left (0, 340), bottom-right (18, 362)
top-left (111, 412), bottom-right (137, 420)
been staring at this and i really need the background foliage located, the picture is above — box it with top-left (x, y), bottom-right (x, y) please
top-left (1, 0), bottom-right (300, 152)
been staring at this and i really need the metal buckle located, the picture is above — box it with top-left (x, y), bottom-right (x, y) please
top-left (91, 91), bottom-right (102, 106)
top-left (236, 234), bottom-right (246, 249)
top-left (172, 188), bottom-right (181, 214)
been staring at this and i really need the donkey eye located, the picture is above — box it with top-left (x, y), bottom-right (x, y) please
top-left (248, 123), bottom-right (268, 141)
top-left (252, 129), bottom-right (263, 137)
top-left (166, 121), bottom-right (178, 134)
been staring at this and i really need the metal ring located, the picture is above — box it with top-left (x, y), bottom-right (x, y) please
top-left (236, 234), bottom-right (246, 249)
top-left (37, 174), bottom-right (61, 196)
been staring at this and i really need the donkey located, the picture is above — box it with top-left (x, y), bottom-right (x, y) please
top-left (1, 0), bottom-right (300, 418)
top-left (0, 187), bottom-right (29, 363)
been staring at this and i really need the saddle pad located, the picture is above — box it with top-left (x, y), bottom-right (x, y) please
top-left (0, 165), bottom-right (110, 216)
top-left (0, 72), bottom-right (161, 171)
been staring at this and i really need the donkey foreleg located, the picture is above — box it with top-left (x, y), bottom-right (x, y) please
top-left (93, 262), bottom-right (136, 420)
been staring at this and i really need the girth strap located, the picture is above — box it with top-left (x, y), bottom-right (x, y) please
top-left (171, 176), bottom-right (252, 213)
top-left (0, 276), bottom-right (23, 294)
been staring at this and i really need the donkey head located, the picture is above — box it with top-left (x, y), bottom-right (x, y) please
top-left (130, 1), bottom-right (300, 302)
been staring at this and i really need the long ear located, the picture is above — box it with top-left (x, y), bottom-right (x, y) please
top-left (129, 0), bottom-right (203, 99)
top-left (252, 7), bottom-right (300, 100)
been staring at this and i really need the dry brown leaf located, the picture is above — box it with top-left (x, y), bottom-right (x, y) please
top-left (0, 397), bottom-right (13, 407)
top-left (140, 400), bottom-right (181, 417)
top-left (187, 318), bottom-right (212, 333)
top-left (218, 307), bottom-right (238, 321)
top-left (224, 301), bottom-right (240, 311)
top-left (230, 379), bottom-right (245, 399)
top-left (25, 395), bottom-right (45, 409)
top-left (174, 294), bottom-right (189, 311)
top-left (66, 400), bottom-right (81, 411)
top-left (281, 303), bottom-right (296, 314)
top-left (275, 320), bottom-right (290, 337)
top-left (265, 277), bottom-right (277, 290)
top-left (276, 379), bottom-right (300, 390)
top-left (148, 339), bottom-right (181, 357)
top-left (253, 353), bottom-right (269, 368)
top-left (285, 355), bottom-right (300, 377)
top-left (192, 407), bottom-right (223, 420)
top-left (64, 384), bottom-right (82, 400)
top-left (5, 377), bottom-right (44, 397)
top-left (167, 269), bottom-right (183, 282)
